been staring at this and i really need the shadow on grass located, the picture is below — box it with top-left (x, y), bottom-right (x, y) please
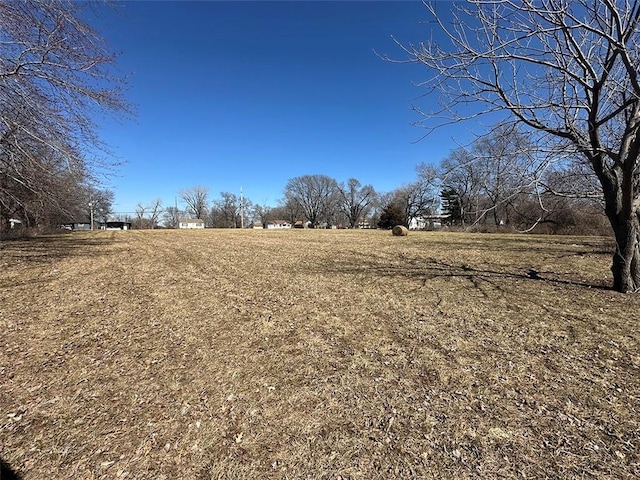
top-left (0, 232), bottom-right (117, 264)
top-left (408, 234), bottom-right (614, 258)
top-left (0, 233), bottom-right (120, 289)
top-left (325, 250), bottom-right (611, 292)
top-left (0, 457), bottom-right (22, 480)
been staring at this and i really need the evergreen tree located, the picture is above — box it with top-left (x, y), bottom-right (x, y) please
top-left (440, 187), bottom-right (462, 225)
top-left (377, 203), bottom-right (405, 229)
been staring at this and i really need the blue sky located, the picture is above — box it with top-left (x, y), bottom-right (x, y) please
top-left (92, 1), bottom-right (473, 215)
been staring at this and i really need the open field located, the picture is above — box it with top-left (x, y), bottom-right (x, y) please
top-left (0, 229), bottom-right (638, 479)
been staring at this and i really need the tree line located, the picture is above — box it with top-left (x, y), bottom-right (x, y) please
top-left (126, 123), bottom-right (608, 235)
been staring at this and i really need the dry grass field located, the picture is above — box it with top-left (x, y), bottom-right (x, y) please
top-left (0, 229), bottom-right (638, 479)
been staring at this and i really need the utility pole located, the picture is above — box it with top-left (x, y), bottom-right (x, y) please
top-left (175, 196), bottom-right (179, 228)
top-left (240, 187), bottom-right (245, 229)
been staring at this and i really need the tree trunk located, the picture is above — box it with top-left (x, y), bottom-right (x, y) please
top-left (610, 212), bottom-right (640, 292)
top-left (0, 217), bottom-right (9, 240)
top-left (594, 154), bottom-right (640, 293)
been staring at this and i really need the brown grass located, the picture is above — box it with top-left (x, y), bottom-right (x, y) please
top-left (0, 229), bottom-right (638, 479)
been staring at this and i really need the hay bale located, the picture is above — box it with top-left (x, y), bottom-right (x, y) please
top-left (392, 225), bottom-right (408, 236)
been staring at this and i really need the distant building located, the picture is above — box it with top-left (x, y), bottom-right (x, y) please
top-left (179, 218), bottom-right (205, 229)
top-left (408, 215), bottom-right (451, 230)
top-left (266, 220), bottom-right (292, 229)
top-left (293, 220), bottom-right (309, 228)
top-left (357, 217), bottom-right (371, 229)
top-left (408, 217), bottom-right (427, 230)
top-left (61, 222), bottom-right (91, 231)
top-left (100, 221), bottom-right (132, 230)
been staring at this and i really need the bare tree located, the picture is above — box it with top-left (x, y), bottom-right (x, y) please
top-left (397, 1), bottom-right (640, 292)
top-left (437, 124), bottom-right (543, 228)
top-left (134, 198), bottom-right (162, 229)
top-left (180, 186), bottom-right (209, 220)
top-left (86, 187), bottom-right (115, 225)
top-left (134, 203), bottom-right (148, 229)
top-left (0, 0), bottom-right (129, 234)
top-left (29, 179), bottom-right (112, 230)
top-left (211, 192), bottom-right (239, 228)
top-left (542, 160), bottom-right (604, 201)
top-left (284, 174), bottom-right (339, 228)
top-left (145, 198), bottom-right (162, 229)
top-left (273, 198), bottom-right (303, 226)
top-left (397, 181), bottom-right (439, 229)
top-left (337, 178), bottom-right (377, 228)
top-left (472, 124), bottom-right (541, 226)
top-left (163, 206), bottom-right (180, 229)
top-left (376, 173), bottom-right (439, 230)
top-left (252, 203), bottom-right (272, 227)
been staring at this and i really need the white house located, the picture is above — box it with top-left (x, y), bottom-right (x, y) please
top-left (357, 217), bottom-right (371, 229)
top-left (408, 215), bottom-right (450, 230)
top-left (179, 218), bottom-right (205, 229)
top-left (266, 220), bottom-right (292, 229)
top-left (408, 217), bottom-right (428, 230)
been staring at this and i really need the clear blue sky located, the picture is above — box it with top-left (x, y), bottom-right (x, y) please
top-left (92, 1), bottom-right (473, 215)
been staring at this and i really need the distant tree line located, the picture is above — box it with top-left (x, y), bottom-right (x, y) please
top-left (128, 125), bottom-right (608, 235)
top-left (433, 124), bottom-right (609, 235)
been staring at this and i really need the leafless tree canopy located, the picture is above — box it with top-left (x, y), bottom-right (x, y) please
top-left (252, 203), bottom-right (272, 227)
top-left (284, 174), bottom-right (340, 227)
top-left (180, 186), bottom-right (209, 220)
top-left (337, 178), bottom-right (377, 228)
top-left (398, 0), bottom-right (640, 292)
top-left (162, 206), bottom-right (180, 229)
top-left (87, 188), bottom-right (115, 224)
top-left (275, 197), bottom-right (304, 226)
top-left (210, 191), bottom-right (250, 228)
top-left (0, 0), bottom-right (130, 232)
top-left (435, 126), bottom-right (608, 233)
top-left (437, 124), bottom-right (544, 227)
top-left (135, 198), bottom-right (162, 229)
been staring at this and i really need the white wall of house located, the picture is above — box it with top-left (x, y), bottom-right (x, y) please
top-left (179, 220), bottom-right (205, 229)
top-left (408, 215), bottom-right (449, 230)
top-left (266, 220), bottom-right (292, 229)
top-left (408, 217), bottom-right (427, 230)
